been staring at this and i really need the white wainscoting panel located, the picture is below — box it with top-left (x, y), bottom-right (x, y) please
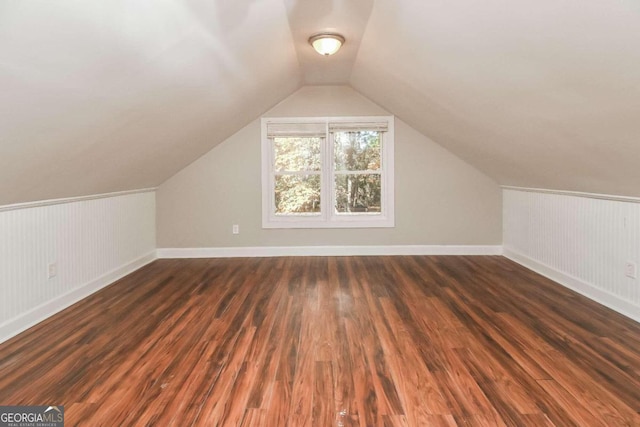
top-left (503, 188), bottom-right (640, 321)
top-left (0, 191), bottom-right (156, 343)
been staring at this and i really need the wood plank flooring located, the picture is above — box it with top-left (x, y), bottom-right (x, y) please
top-left (0, 256), bottom-right (639, 426)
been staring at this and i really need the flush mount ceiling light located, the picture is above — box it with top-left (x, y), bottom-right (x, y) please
top-left (309, 33), bottom-right (345, 56)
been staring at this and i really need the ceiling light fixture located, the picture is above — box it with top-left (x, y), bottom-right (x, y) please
top-left (309, 33), bottom-right (345, 56)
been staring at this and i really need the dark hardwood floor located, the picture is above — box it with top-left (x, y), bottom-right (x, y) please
top-left (0, 256), bottom-right (639, 426)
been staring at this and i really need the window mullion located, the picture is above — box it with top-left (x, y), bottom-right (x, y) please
top-left (275, 171), bottom-right (322, 176)
top-left (321, 134), bottom-right (331, 222)
top-left (333, 171), bottom-right (381, 176)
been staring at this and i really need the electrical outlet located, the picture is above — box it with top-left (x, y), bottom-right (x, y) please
top-left (232, 224), bottom-right (239, 235)
top-left (625, 261), bottom-right (637, 279)
top-left (47, 262), bottom-right (57, 279)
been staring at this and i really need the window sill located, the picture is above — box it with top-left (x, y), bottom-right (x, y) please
top-left (262, 217), bottom-right (395, 229)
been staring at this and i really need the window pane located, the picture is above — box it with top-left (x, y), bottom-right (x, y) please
top-left (275, 174), bottom-right (321, 214)
top-left (274, 137), bottom-right (321, 172)
top-left (334, 131), bottom-right (381, 171)
top-left (335, 174), bottom-right (381, 213)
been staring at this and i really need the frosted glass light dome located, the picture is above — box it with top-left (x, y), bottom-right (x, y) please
top-left (309, 33), bottom-right (345, 56)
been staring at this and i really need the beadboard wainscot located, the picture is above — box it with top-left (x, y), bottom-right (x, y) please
top-left (0, 190), bottom-right (156, 343)
top-left (503, 187), bottom-right (640, 322)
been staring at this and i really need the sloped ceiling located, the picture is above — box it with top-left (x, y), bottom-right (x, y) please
top-left (0, 0), bottom-right (300, 205)
top-left (351, 0), bottom-right (640, 197)
top-left (2, 0), bottom-right (640, 205)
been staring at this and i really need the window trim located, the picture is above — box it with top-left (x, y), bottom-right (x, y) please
top-left (261, 116), bottom-right (394, 229)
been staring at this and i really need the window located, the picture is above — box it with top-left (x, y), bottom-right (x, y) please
top-left (261, 116), bottom-right (394, 228)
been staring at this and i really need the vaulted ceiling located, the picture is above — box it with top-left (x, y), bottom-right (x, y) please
top-left (1, 0), bottom-right (639, 205)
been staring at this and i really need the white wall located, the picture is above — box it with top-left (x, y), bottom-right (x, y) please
top-left (0, 191), bottom-right (156, 343)
top-left (503, 188), bottom-right (640, 322)
top-left (156, 86), bottom-right (502, 253)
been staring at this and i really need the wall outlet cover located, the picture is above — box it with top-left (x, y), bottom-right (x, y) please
top-left (47, 262), bottom-right (57, 279)
top-left (624, 261), bottom-right (637, 279)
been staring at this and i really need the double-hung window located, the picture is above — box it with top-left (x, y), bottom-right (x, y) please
top-left (261, 116), bottom-right (394, 228)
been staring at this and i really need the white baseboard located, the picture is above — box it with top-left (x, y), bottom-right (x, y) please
top-left (504, 248), bottom-right (640, 323)
top-left (156, 245), bottom-right (503, 258)
top-left (0, 251), bottom-right (157, 344)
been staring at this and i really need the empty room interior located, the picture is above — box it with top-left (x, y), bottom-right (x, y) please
top-left (1, 1), bottom-right (639, 426)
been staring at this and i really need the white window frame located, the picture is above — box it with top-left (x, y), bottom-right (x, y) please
top-left (261, 116), bottom-right (395, 229)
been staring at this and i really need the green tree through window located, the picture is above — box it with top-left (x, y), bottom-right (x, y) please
top-left (262, 116), bottom-right (394, 228)
top-left (273, 137), bottom-right (321, 214)
top-left (334, 131), bottom-right (381, 213)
